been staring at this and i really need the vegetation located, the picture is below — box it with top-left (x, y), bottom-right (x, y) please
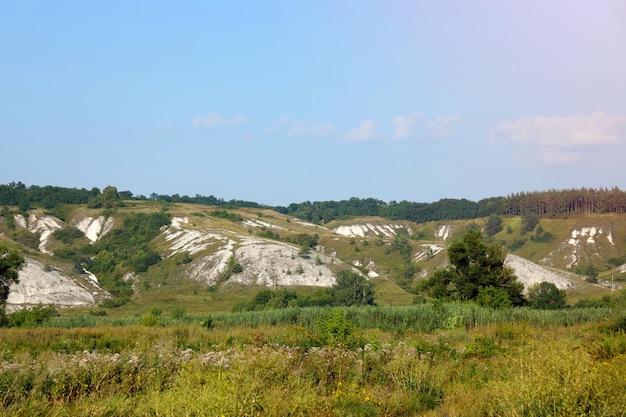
top-left (484, 213), bottom-right (503, 236)
top-left (527, 282), bottom-right (567, 310)
top-left (420, 229), bottom-right (525, 308)
top-left (234, 270), bottom-right (374, 311)
top-left (51, 227), bottom-right (85, 244)
top-left (51, 211), bottom-right (172, 306)
top-left (333, 270), bottom-right (375, 307)
top-left (0, 297), bottom-right (624, 416)
top-left (4, 182), bottom-right (626, 414)
top-left (0, 245), bottom-right (25, 323)
top-left (573, 263), bottom-right (600, 283)
top-left (6, 182), bottom-right (626, 226)
top-left (218, 255), bottom-right (243, 282)
top-left (208, 210), bottom-right (243, 222)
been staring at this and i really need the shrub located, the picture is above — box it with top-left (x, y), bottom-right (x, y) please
top-left (315, 309), bottom-right (356, 346)
top-left (7, 305), bottom-right (59, 327)
top-left (527, 282), bottom-right (566, 309)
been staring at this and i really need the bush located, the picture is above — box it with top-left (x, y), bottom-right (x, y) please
top-left (7, 305), bottom-right (59, 327)
top-left (314, 309), bottom-right (358, 346)
top-left (51, 227), bottom-right (85, 244)
top-left (476, 286), bottom-right (512, 309)
top-left (527, 282), bottom-right (566, 310)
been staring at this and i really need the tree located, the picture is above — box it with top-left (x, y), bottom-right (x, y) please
top-left (102, 185), bottom-right (118, 201)
top-left (332, 270), bottom-right (375, 306)
top-left (420, 229), bottom-right (525, 307)
top-left (1, 246), bottom-right (25, 317)
top-left (484, 214), bottom-right (503, 237)
top-left (520, 212), bottom-right (539, 235)
top-left (527, 282), bottom-right (566, 309)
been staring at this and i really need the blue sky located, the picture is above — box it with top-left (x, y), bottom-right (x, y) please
top-left (2, 1), bottom-right (625, 206)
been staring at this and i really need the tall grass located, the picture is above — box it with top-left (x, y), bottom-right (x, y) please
top-left (39, 303), bottom-right (613, 333)
top-left (1, 321), bottom-right (625, 416)
top-left (205, 304), bottom-right (612, 333)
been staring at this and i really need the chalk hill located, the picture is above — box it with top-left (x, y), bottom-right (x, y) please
top-left (2, 203), bottom-right (623, 312)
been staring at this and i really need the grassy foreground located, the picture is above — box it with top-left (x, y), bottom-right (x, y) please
top-left (1, 304), bottom-right (625, 416)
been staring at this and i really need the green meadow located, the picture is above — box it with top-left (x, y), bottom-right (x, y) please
top-left (1, 302), bottom-right (625, 417)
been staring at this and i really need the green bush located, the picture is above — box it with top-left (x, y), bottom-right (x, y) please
top-left (7, 305), bottom-right (58, 327)
top-left (315, 309), bottom-right (357, 346)
top-left (527, 282), bottom-right (566, 309)
top-left (51, 227), bottom-right (84, 244)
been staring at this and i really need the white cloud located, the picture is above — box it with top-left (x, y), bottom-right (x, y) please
top-left (491, 111), bottom-right (626, 164)
top-left (192, 112), bottom-right (248, 128)
top-left (267, 115), bottom-right (334, 137)
top-left (391, 113), bottom-right (458, 140)
top-left (287, 121), bottom-right (334, 137)
top-left (392, 112), bottom-right (422, 139)
top-left (340, 119), bottom-right (379, 142)
top-left (426, 115), bottom-right (459, 138)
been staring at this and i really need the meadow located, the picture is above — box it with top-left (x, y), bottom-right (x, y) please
top-left (1, 302), bottom-right (626, 416)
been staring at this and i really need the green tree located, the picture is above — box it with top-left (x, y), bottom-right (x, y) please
top-left (520, 212), bottom-right (539, 235)
top-left (1, 246), bottom-right (25, 322)
top-left (420, 229), bottom-right (525, 307)
top-left (332, 270), bottom-right (375, 306)
top-left (102, 185), bottom-right (119, 201)
top-left (576, 264), bottom-right (599, 283)
top-left (527, 282), bottom-right (566, 309)
top-left (484, 214), bottom-right (503, 237)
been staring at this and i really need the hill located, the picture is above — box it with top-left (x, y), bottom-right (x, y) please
top-left (2, 196), bottom-right (623, 314)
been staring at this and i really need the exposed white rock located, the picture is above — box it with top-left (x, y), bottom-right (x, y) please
top-left (333, 223), bottom-right (406, 237)
top-left (171, 216), bottom-right (189, 228)
top-left (413, 244), bottom-right (444, 262)
top-left (83, 269), bottom-right (99, 284)
top-left (295, 219), bottom-right (318, 227)
top-left (436, 225), bottom-right (451, 241)
top-left (366, 261), bottom-right (379, 278)
top-left (7, 259), bottom-right (104, 312)
top-left (27, 214), bottom-right (63, 254)
top-left (13, 214), bottom-right (27, 229)
top-left (74, 216), bottom-right (114, 243)
top-left (231, 238), bottom-right (336, 288)
top-left (183, 230), bottom-right (337, 288)
top-left (505, 254), bottom-right (576, 293)
top-left (242, 219), bottom-right (287, 230)
top-left (557, 226), bottom-right (613, 268)
top-left (164, 217), bottom-right (225, 255)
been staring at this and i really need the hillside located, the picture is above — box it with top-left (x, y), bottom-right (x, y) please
top-left (1, 201), bottom-right (623, 313)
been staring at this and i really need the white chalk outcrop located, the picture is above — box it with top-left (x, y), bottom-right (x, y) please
top-left (7, 258), bottom-right (107, 312)
top-left (13, 214), bottom-right (63, 254)
top-left (333, 223), bottom-right (409, 238)
top-left (541, 225), bottom-right (616, 269)
top-left (164, 217), bottom-right (337, 288)
top-left (505, 254), bottom-right (577, 293)
top-left (73, 216), bottom-right (115, 243)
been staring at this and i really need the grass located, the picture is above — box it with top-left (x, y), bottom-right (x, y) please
top-left (1, 307), bottom-right (625, 416)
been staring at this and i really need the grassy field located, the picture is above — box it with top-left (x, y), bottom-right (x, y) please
top-left (1, 302), bottom-right (625, 416)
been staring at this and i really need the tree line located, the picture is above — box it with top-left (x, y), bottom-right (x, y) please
top-left (3, 182), bottom-right (626, 224)
top-left (0, 182), bottom-right (260, 212)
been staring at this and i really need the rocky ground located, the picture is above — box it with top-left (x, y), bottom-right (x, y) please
top-left (6, 258), bottom-right (106, 313)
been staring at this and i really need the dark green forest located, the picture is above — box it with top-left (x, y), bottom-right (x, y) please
top-left (2, 182), bottom-right (626, 225)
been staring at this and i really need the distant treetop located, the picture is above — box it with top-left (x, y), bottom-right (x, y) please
top-left (2, 182), bottom-right (625, 225)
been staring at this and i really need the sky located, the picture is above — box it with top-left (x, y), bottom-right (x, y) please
top-left (1, 1), bottom-right (626, 206)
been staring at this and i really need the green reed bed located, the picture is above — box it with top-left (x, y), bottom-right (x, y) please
top-left (206, 304), bottom-right (612, 333)
top-left (35, 303), bottom-right (614, 335)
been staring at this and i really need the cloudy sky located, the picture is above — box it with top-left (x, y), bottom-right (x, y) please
top-left (2, 1), bottom-right (625, 206)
